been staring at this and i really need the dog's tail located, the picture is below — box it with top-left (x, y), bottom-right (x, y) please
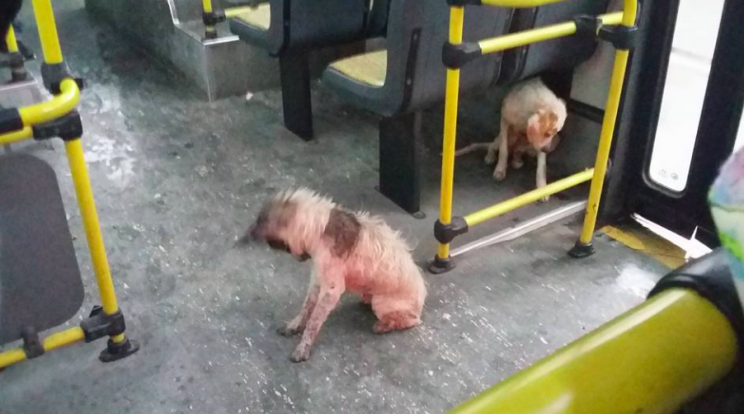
top-left (444, 142), bottom-right (491, 157)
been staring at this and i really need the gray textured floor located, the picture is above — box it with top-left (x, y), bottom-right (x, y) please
top-left (0, 2), bottom-right (670, 414)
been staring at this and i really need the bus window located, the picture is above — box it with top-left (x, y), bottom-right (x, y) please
top-left (648, 0), bottom-right (725, 192)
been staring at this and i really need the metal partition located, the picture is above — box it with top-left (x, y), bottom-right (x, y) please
top-left (0, 0), bottom-right (138, 369)
top-left (431, 0), bottom-right (639, 272)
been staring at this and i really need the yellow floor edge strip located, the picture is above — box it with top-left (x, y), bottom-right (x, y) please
top-left (601, 224), bottom-right (687, 269)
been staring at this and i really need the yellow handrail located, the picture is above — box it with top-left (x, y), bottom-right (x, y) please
top-left (479, 12), bottom-right (623, 55)
top-left (464, 169), bottom-right (594, 226)
top-left (203, 0), bottom-right (217, 38)
top-left (0, 0), bottom-right (137, 368)
top-left (225, 6), bottom-right (253, 18)
top-left (445, 289), bottom-right (737, 414)
top-left (576, 0), bottom-right (638, 249)
top-left (435, 0), bottom-right (639, 269)
top-left (0, 127), bottom-right (33, 146)
top-left (5, 25), bottom-right (19, 53)
top-left (480, 0), bottom-right (572, 7)
top-left (0, 80), bottom-right (79, 142)
top-left (437, 6), bottom-right (466, 262)
top-left (31, 0), bottom-right (64, 64)
top-left (0, 327), bottom-right (85, 369)
top-left (18, 78), bottom-right (80, 126)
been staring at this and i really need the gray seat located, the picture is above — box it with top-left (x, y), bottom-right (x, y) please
top-left (229, 0), bottom-right (389, 140)
top-left (0, 154), bottom-right (84, 346)
top-left (322, 0), bottom-right (512, 214)
top-left (321, 0), bottom-right (613, 215)
top-left (323, 0), bottom-right (509, 118)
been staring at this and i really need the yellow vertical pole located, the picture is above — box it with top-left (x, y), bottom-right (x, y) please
top-left (6, 25), bottom-right (19, 53)
top-left (577, 0), bottom-right (638, 248)
top-left (203, 0), bottom-right (217, 38)
top-left (437, 7), bottom-right (466, 262)
top-left (31, 0), bottom-right (64, 64)
top-left (65, 140), bottom-right (125, 344)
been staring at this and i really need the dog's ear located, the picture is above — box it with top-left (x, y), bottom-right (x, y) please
top-left (527, 111), bottom-right (543, 138)
top-left (324, 208), bottom-right (361, 258)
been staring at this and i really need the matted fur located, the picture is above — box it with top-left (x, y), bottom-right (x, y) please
top-left (247, 188), bottom-right (427, 362)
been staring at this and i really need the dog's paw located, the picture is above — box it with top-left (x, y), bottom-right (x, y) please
top-left (511, 159), bottom-right (524, 169)
top-left (538, 196), bottom-right (550, 203)
top-left (290, 347), bottom-right (310, 363)
top-left (484, 153), bottom-right (496, 165)
top-left (277, 325), bottom-right (302, 337)
top-left (493, 169), bottom-right (506, 181)
top-left (373, 321), bottom-right (394, 335)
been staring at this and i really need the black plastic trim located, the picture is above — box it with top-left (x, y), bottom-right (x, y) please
top-left (434, 217), bottom-right (469, 244)
top-left (442, 41), bottom-right (483, 69)
top-left (428, 255), bottom-right (456, 274)
top-left (203, 10), bottom-right (226, 26)
top-left (32, 111), bottom-right (83, 142)
top-left (599, 25), bottom-right (639, 50)
top-left (0, 108), bottom-right (23, 134)
top-left (99, 337), bottom-right (140, 363)
top-left (568, 241), bottom-right (595, 258)
top-left (573, 14), bottom-right (603, 38)
top-left (21, 327), bottom-right (45, 359)
top-left (41, 62), bottom-right (70, 93)
top-left (80, 306), bottom-right (126, 343)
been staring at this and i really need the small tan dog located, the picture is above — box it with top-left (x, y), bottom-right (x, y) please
top-left (454, 78), bottom-right (567, 201)
top-left (244, 188), bottom-right (427, 362)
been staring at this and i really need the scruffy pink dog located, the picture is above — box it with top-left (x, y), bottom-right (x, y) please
top-left (245, 188), bottom-right (427, 362)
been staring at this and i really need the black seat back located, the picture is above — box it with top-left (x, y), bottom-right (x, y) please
top-left (498, 0), bottom-right (612, 84)
top-left (384, 0), bottom-right (511, 114)
top-left (231, 0), bottom-right (370, 55)
top-left (285, 0), bottom-right (368, 50)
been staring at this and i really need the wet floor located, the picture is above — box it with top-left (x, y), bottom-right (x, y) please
top-left (0, 2), bottom-right (673, 413)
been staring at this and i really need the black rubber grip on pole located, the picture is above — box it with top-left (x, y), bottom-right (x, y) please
top-left (0, 108), bottom-right (23, 135)
top-left (442, 42), bottom-right (483, 69)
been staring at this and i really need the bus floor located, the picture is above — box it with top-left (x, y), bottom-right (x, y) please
top-left (0, 1), bottom-right (683, 413)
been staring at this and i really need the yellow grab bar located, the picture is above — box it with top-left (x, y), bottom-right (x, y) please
top-left (436, 6), bottom-right (466, 262)
top-left (5, 26), bottom-right (19, 54)
top-left (225, 6), bottom-right (253, 18)
top-left (446, 289), bottom-right (737, 414)
top-left (66, 140), bottom-right (121, 319)
top-left (479, 12), bottom-right (623, 55)
top-left (31, 0), bottom-right (64, 64)
top-left (203, 0), bottom-right (214, 13)
top-left (0, 327), bottom-right (85, 369)
top-left (18, 78), bottom-right (80, 127)
top-left (0, 127), bottom-right (33, 146)
top-left (575, 0), bottom-right (638, 251)
top-left (480, 0), bottom-right (571, 7)
top-left (465, 169), bottom-right (594, 227)
top-left (435, 0), bottom-right (639, 267)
